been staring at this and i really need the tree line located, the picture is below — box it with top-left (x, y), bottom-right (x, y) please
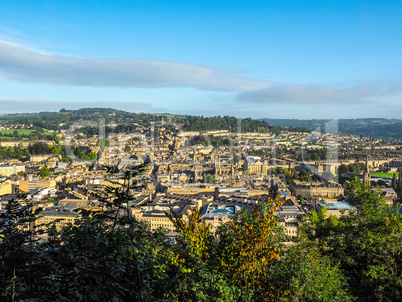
top-left (0, 170), bottom-right (401, 301)
top-left (0, 108), bottom-right (310, 134)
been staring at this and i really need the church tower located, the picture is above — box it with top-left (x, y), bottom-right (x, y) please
top-left (363, 155), bottom-right (371, 185)
top-left (215, 154), bottom-right (221, 175)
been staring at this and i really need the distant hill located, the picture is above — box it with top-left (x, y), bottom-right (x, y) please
top-left (261, 118), bottom-right (402, 140)
top-left (0, 108), bottom-right (309, 134)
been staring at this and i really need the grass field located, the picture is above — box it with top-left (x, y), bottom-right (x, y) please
top-left (0, 136), bottom-right (29, 141)
top-left (0, 129), bottom-right (53, 136)
top-left (0, 129), bottom-right (35, 135)
top-left (371, 172), bottom-right (399, 178)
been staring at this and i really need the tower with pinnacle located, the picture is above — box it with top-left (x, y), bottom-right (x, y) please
top-left (363, 155), bottom-right (371, 185)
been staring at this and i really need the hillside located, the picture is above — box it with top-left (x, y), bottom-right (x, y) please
top-left (262, 118), bottom-right (402, 140)
top-left (0, 108), bottom-right (309, 134)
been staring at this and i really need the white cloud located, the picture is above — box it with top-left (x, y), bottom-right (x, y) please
top-left (0, 42), bottom-right (270, 92)
top-left (237, 82), bottom-right (402, 104)
top-left (1, 40), bottom-right (401, 118)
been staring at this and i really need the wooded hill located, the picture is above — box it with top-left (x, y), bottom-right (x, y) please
top-left (0, 108), bottom-right (309, 134)
top-left (262, 118), bottom-right (402, 140)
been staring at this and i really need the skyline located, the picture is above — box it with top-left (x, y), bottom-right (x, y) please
top-left (1, 0), bottom-right (402, 118)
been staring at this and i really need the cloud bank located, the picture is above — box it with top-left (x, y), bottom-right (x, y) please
top-left (1, 40), bottom-right (401, 113)
top-left (0, 42), bottom-right (270, 92)
top-left (237, 82), bottom-right (402, 104)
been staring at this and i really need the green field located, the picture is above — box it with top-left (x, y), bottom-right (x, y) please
top-left (0, 136), bottom-right (30, 141)
top-left (0, 129), bottom-right (53, 136)
top-left (0, 129), bottom-right (35, 135)
top-left (371, 172), bottom-right (399, 178)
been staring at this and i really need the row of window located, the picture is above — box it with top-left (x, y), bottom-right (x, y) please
top-left (39, 217), bottom-right (75, 222)
top-left (150, 223), bottom-right (172, 227)
top-left (282, 214), bottom-right (298, 218)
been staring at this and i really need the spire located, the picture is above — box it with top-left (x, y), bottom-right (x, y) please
top-left (363, 155), bottom-right (371, 185)
top-left (215, 153), bottom-right (221, 175)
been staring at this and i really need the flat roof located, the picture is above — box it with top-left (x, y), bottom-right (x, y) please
top-left (318, 201), bottom-right (353, 210)
top-left (277, 205), bottom-right (300, 211)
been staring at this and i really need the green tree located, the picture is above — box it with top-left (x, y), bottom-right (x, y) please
top-left (265, 244), bottom-right (353, 301)
top-left (301, 187), bottom-right (402, 301)
top-left (88, 151), bottom-right (98, 160)
top-left (397, 175), bottom-right (402, 198)
top-left (392, 173), bottom-right (397, 190)
top-left (0, 199), bottom-right (47, 301)
top-left (338, 164), bottom-right (348, 175)
top-left (165, 198), bottom-right (284, 301)
top-left (298, 170), bottom-right (312, 181)
top-left (321, 171), bottom-right (335, 181)
top-left (217, 201), bottom-right (283, 290)
top-left (39, 166), bottom-right (50, 177)
top-left (51, 145), bottom-right (62, 154)
top-left (203, 173), bottom-right (216, 184)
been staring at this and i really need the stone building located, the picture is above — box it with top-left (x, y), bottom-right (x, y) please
top-left (290, 180), bottom-right (344, 198)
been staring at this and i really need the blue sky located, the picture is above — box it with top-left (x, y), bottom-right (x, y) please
top-left (0, 0), bottom-right (402, 118)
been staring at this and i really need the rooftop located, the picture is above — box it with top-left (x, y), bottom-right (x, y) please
top-left (318, 200), bottom-right (353, 210)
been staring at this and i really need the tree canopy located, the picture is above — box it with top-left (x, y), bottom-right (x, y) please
top-left (0, 168), bottom-right (401, 301)
top-left (39, 166), bottom-right (50, 177)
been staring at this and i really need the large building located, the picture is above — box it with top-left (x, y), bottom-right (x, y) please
top-left (132, 196), bottom-right (199, 232)
top-left (35, 206), bottom-right (81, 231)
top-left (315, 200), bottom-right (355, 217)
top-left (0, 164), bottom-right (25, 177)
top-left (215, 187), bottom-right (249, 197)
top-left (0, 181), bottom-right (12, 196)
top-left (244, 156), bottom-right (270, 175)
top-left (201, 202), bottom-right (241, 232)
top-left (276, 205), bottom-right (306, 237)
top-left (165, 184), bottom-right (216, 195)
top-left (57, 198), bottom-right (104, 211)
top-left (381, 188), bottom-right (397, 205)
top-left (29, 154), bottom-right (53, 163)
top-left (290, 180), bottom-right (344, 198)
top-left (0, 140), bottom-right (54, 148)
top-left (19, 178), bottom-right (56, 193)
